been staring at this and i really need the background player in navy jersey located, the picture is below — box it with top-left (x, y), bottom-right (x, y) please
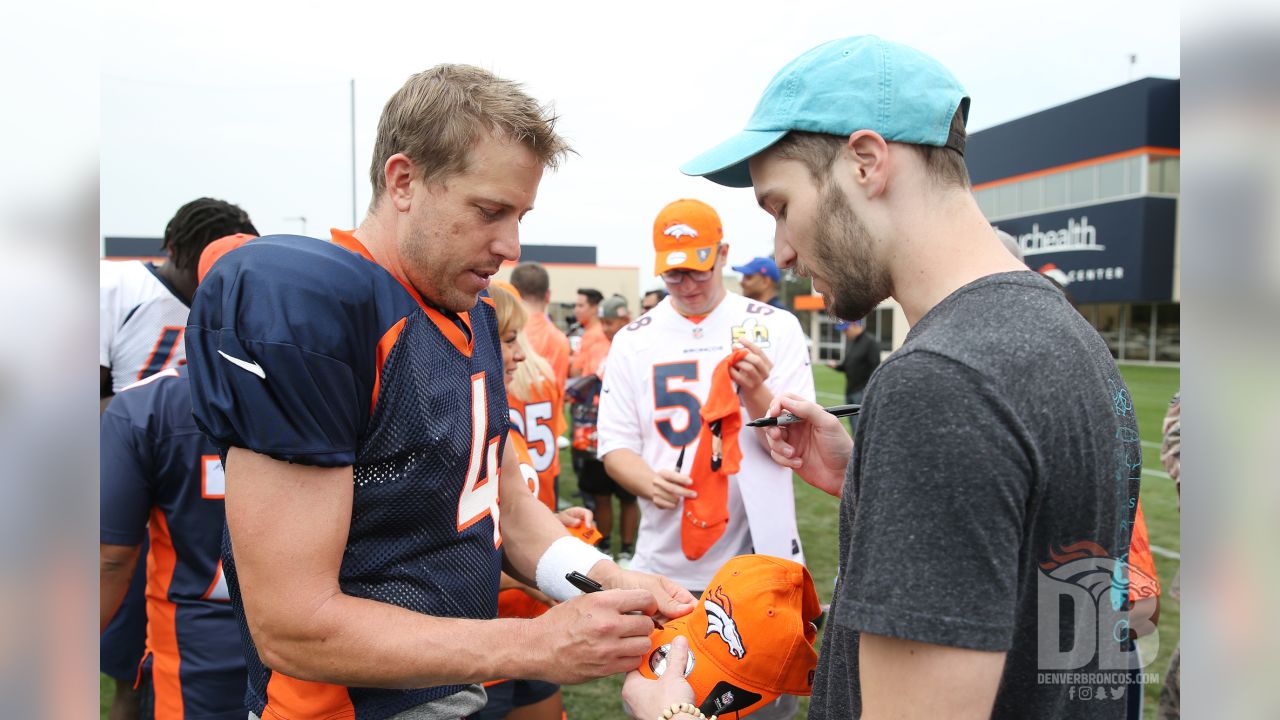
top-left (99, 199), bottom-right (256, 720)
top-left (100, 235), bottom-right (257, 720)
top-left (185, 64), bottom-right (695, 720)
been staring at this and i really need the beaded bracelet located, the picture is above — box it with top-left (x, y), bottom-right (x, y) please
top-left (656, 701), bottom-right (718, 720)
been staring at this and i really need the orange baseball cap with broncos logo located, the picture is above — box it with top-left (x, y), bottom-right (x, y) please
top-left (638, 555), bottom-right (821, 718)
top-left (653, 198), bottom-right (724, 276)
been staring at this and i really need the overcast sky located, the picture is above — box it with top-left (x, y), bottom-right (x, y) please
top-left (101, 0), bottom-right (1179, 288)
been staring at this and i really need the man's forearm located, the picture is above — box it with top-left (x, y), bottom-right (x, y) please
top-left (256, 591), bottom-right (544, 687)
top-left (99, 544), bottom-right (141, 631)
top-left (602, 449), bottom-right (655, 500)
top-left (741, 385), bottom-right (773, 425)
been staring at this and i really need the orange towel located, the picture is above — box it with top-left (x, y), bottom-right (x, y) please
top-left (682, 348), bottom-right (748, 560)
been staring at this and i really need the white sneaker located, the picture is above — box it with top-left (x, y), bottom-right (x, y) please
top-left (615, 551), bottom-right (633, 569)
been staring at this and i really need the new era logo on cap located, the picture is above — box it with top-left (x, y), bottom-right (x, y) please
top-left (638, 555), bottom-right (821, 718)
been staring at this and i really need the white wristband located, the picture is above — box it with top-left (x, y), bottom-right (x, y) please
top-left (535, 535), bottom-right (611, 602)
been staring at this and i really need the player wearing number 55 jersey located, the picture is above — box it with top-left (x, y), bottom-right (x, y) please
top-left (598, 199), bottom-right (815, 593)
top-left (186, 65), bottom-right (693, 720)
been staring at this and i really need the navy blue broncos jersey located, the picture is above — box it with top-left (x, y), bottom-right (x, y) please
top-left (186, 230), bottom-right (508, 720)
top-left (101, 366), bottom-right (245, 719)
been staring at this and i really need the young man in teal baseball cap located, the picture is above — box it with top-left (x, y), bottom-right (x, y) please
top-left (624, 36), bottom-right (1143, 720)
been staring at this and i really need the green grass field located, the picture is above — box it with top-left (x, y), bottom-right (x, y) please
top-left (101, 364), bottom-right (1180, 718)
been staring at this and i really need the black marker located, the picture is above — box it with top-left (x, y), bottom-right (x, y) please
top-left (675, 445), bottom-right (687, 473)
top-left (566, 571), bottom-right (664, 629)
top-left (747, 403), bottom-right (861, 427)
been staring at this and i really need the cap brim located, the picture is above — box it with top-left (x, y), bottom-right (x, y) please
top-left (680, 130), bottom-right (789, 188)
top-left (654, 246), bottom-right (720, 277)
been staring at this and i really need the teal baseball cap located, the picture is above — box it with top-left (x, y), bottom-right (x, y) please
top-left (681, 35), bottom-right (970, 188)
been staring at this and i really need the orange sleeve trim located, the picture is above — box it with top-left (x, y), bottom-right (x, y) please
top-left (264, 673), bottom-right (355, 720)
top-left (371, 317), bottom-right (408, 416)
top-left (145, 510), bottom-right (184, 720)
top-left (971, 146), bottom-right (1181, 192)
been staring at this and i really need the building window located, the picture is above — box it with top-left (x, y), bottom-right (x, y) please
top-left (1150, 156), bottom-right (1180, 194)
top-left (976, 152), bottom-right (1177, 222)
top-left (1156, 303), bottom-right (1180, 361)
top-left (975, 187), bottom-right (997, 217)
top-left (1125, 156), bottom-right (1143, 194)
top-left (1093, 303), bottom-right (1123, 359)
top-left (1043, 172), bottom-right (1067, 208)
top-left (1098, 159), bottom-right (1126, 199)
top-left (1068, 166), bottom-right (1097, 205)
top-left (997, 183), bottom-right (1019, 217)
top-left (870, 307), bottom-right (894, 350)
top-left (1126, 304), bottom-right (1155, 362)
top-left (1019, 177), bottom-right (1044, 215)
top-left (817, 319), bottom-right (843, 362)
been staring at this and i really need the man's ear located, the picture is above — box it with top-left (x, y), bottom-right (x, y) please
top-left (383, 153), bottom-right (417, 212)
top-left (842, 130), bottom-right (890, 199)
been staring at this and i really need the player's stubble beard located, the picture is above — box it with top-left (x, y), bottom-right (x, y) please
top-left (797, 179), bottom-right (892, 323)
top-left (401, 223), bottom-right (474, 313)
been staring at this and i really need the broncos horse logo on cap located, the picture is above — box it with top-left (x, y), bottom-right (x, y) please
top-left (704, 586), bottom-right (745, 659)
top-left (664, 223), bottom-right (700, 239)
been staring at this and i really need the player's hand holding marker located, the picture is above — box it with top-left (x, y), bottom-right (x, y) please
top-left (523, 563), bottom-right (695, 684)
top-left (587, 561), bottom-right (697, 629)
top-left (761, 392), bottom-right (854, 498)
top-left (526, 587), bottom-right (666, 683)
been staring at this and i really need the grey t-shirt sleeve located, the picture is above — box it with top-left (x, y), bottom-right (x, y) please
top-left (835, 350), bottom-right (1032, 652)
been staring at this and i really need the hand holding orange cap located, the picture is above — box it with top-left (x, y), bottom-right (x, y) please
top-left (637, 555), bottom-right (821, 718)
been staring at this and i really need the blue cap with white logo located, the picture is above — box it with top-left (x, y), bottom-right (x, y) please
top-left (731, 256), bottom-right (780, 283)
top-left (681, 36), bottom-right (970, 188)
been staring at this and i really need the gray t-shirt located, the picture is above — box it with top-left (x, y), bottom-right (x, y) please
top-left (808, 272), bottom-right (1141, 719)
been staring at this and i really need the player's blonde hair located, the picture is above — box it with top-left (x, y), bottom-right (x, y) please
top-left (369, 64), bottom-right (572, 205)
top-left (490, 285), bottom-right (555, 402)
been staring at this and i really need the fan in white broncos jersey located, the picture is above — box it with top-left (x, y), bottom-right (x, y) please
top-left (100, 198), bottom-right (258, 402)
top-left (98, 197), bottom-right (256, 720)
top-left (598, 199), bottom-right (814, 720)
top-left (598, 198), bottom-right (815, 588)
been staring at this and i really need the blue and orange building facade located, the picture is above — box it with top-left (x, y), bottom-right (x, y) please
top-left (967, 77), bottom-right (1180, 362)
